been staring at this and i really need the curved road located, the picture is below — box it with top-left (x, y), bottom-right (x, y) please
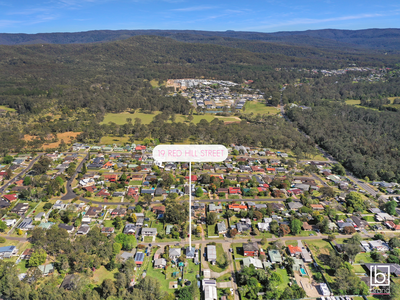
top-left (0, 153), bottom-right (44, 194)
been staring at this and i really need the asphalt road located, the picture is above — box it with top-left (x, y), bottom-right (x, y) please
top-left (61, 153), bottom-right (90, 201)
top-left (0, 153), bottom-right (44, 193)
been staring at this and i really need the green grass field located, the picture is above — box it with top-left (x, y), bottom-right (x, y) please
top-left (91, 266), bottom-right (118, 286)
top-left (355, 252), bottom-right (374, 263)
top-left (0, 105), bottom-right (16, 112)
top-left (244, 101), bottom-right (280, 115)
top-left (100, 136), bottom-right (131, 144)
top-left (345, 99), bottom-right (361, 105)
top-left (101, 111), bottom-right (241, 126)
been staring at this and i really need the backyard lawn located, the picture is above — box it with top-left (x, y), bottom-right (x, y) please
top-left (91, 266), bottom-right (118, 286)
top-left (232, 243), bottom-right (244, 259)
top-left (355, 253), bottom-right (375, 263)
top-left (208, 243), bottom-right (228, 273)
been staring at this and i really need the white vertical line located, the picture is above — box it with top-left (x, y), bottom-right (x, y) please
top-left (189, 161), bottom-right (192, 249)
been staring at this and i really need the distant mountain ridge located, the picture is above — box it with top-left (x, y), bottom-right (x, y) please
top-left (0, 28), bottom-right (399, 51)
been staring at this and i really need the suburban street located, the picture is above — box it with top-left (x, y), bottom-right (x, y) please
top-left (0, 153), bottom-right (44, 193)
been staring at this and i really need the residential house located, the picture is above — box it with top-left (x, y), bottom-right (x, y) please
top-left (310, 204), bottom-right (324, 210)
top-left (101, 227), bottom-right (115, 235)
top-left (77, 224), bottom-right (90, 235)
top-left (18, 218), bottom-right (33, 230)
top-left (141, 228), bottom-right (157, 236)
top-left (120, 252), bottom-right (134, 262)
top-left (111, 208), bottom-right (126, 217)
top-left (169, 248), bottom-right (182, 260)
top-left (243, 257), bottom-right (263, 269)
top-left (376, 213), bottom-right (395, 222)
top-left (302, 222), bottom-right (313, 231)
top-left (2, 194), bottom-right (17, 202)
top-left (58, 223), bottom-right (75, 233)
top-left (209, 203), bottom-right (223, 213)
top-left (152, 206), bottom-right (166, 215)
top-left (52, 200), bottom-right (67, 210)
top-left (202, 279), bottom-right (217, 300)
top-left (288, 245), bottom-right (302, 257)
top-left (0, 246), bottom-right (18, 258)
top-left (38, 263), bottom-right (54, 276)
top-left (287, 202), bottom-right (303, 211)
top-left (229, 187), bottom-right (241, 194)
top-left (243, 242), bottom-right (259, 257)
top-left (124, 223), bottom-right (136, 235)
top-left (369, 240), bottom-right (390, 252)
top-left (217, 221), bottom-right (227, 234)
top-left (21, 248), bottom-right (34, 260)
top-left (268, 250), bottom-right (283, 263)
top-left (141, 188), bottom-right (155, 196)
top-left (207, 245), bottom-right (217, 264)
top-left (135, 252), bottom-right (145, 265)
top-left (350, 216), bottom-right (368, 229)
top-left (228, 204), bottom-right (247, 212)
top-left (154, 258), bottom-right (167, 269)
top-left (34, 212), bottom-right (46, 221)
top-left (186, 247), bottom-right (195, 259)
top-left (337, 221), bottom-right (354, 232)
top-left (86, 206), bottom-right (102, 217)
top-left (11, 203), bottom-right (29, 216)
top-left (96, 189), bottom-right (110, 197)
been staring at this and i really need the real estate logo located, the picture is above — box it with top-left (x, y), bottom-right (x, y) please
top-left (370, 264), bottom-right (390, 295)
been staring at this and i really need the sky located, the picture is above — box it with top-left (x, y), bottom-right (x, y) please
top-left (0, 0), bottom-right (399, 34)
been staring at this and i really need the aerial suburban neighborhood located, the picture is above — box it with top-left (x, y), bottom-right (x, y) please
top-left (1, 138), bottom-right (400, 300)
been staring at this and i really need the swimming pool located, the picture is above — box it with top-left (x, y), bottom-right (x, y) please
top-left (300, 268), bottom-right (306, 275)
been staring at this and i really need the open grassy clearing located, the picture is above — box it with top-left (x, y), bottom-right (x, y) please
top-left (345, 99), bottom-right (361, 105)
top-left (91, 266), bottom-right (118, 286)
top-left (243, 101), bottom-right (280, 115)
top-left (101, 111), bottom-right (241, 126)
top-left (23, 132), bottom-right (81, 149)
top-left (0, 105), bottom-right (16, 112)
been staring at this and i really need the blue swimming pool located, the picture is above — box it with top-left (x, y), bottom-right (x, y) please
top-left (300, 268), bottom-right (306, 275)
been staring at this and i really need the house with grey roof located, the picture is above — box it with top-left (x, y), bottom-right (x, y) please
top-left (207, 245), bottom-right (217, 264)
top-left (217, 221), bottom-right (227, 234)
top-left (268, 250), bottom-right (282, 263)
top-left (169, 248), bottom-right (181, 260)
top-left (141, 228), bottom-right (157, 236)
top-left (287, 202), bottom-right (303, 211)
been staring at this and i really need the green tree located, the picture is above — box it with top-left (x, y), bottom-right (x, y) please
top-left (101, 279), bottom-right (117, 298)
top-left (113, 216), bottom-right (123, 230)
top-left (28, 249), bottom-right (47, 267)
top-left (3, 155), bottom-right (13, 164)
top-left (113, 243), bottom-right (122, 256)
top-left (195, 187), bottom-right (203, 197)
top-left (206, 212), bottom-right (218, 225)
top-left (23, 176), bottom-right (32, 186)
top-left (332, 163), bottom-right (346, 176)
top-left (290, 218), bottom-right (302, 235)
top-left (81, 162), bottom-right (87, 175)
top-left (389, 237), bottom-right (400, 248)
top-left (0, 220), bottom-right (7, 232)
top-left (386, 200), bottom-right (397, 216)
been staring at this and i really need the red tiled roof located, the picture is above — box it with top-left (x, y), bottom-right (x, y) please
top-left (3, 194), bottom-right (17, 201)
top-left (185, 175), bottom-right (198, 181)
top-left (288, 245), bottom-right (302, 254)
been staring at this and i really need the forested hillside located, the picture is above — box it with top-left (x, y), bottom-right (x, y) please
top-left (287, 102), bottom-right (400, 182)
top-left (1, 28), bottom-right (400, 51)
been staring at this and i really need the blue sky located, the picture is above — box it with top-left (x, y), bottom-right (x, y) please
top-left (0, 0), bottom-right (399, 34)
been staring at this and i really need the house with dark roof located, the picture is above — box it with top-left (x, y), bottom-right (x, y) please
top-left (124, 223), bottom-right (136, 235)
top-left (11, 203), bottom-right (29, 215)
top-left (111, 208), bottom-right (126, 217)
top-left (58, 223), bottom-right (75, 233)
top-left (86, 206), bottom-right (102, 217)
top-left (77, 224), bottom-right (90, 235)
top-left (243, 242), bottom-right (259, 257)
